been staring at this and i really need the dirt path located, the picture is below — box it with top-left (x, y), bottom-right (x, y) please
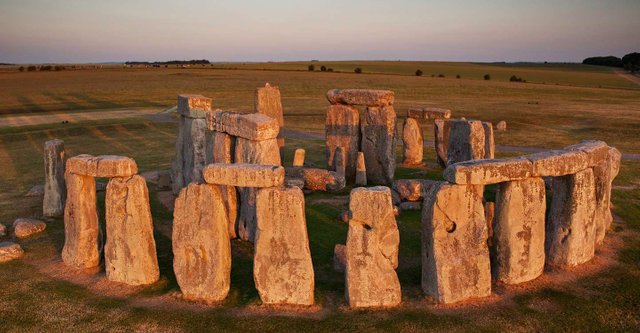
top-left (0, 107), bottom-right (161, 128)
top-left (615, 70), bottom-right (640, 87)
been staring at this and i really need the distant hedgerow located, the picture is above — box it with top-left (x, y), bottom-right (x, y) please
top-left (415, 69), bottom-right (423, 76)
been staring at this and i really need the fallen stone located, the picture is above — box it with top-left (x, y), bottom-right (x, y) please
top-left (482, 122), bottom-right (495, 159)
top-left (327, 89), bottom-right (394, 106)
top-left (67, 154), bottom-right (138, 178)
top-left (292, 148), bottom-right (305, 167)
top-left (546, 168), bottom-right (597, 267)
top-left (345, 186), bottom-right (401, 308)
top-left (422, 183), bottom-right (491, 304)
top-left (208, 112), bottom-right (279, 141)
top-left (173, 183), bottom-right (231, 303)
top-left (254, 186), bottom-right (314, 305)
top-left (105, 175), bottom-right (159, 285)
top-left (178, 94), bottom-right (212, 119)
top-left (525, 149), bottom-right (589, 177)
top-left (434, 119), bottom-right (452, 167)
top-left (285, 167), bottom-right (345, 192)
top-left (206, 131), bottom-right (234, 164)
top-left (0, 242), bottom-right (24, 263)
top-left (447, 120), bottom-right (486, 166)
top-left (407, 107), bottom-right (452, 120)
top-left (25, 185), bottom-right (44, 197)
top-left (62, 173), bottom-right (100, 269)
top-left (496, 121), bottom-right (507, 131)
top-left (334, 244), bottom-right (346, 272)
top-left (361, 106), bottom-right (397, 185)
top-left (43, 139), bottom-right (66, 217)
top-left (12, 218), bottom-right (46, 239)
top-left (565, 140), bottom-right (609, 168)
top-left (325, 104), bottom-right (360, 182)
top-left (492, 177), bottom-right (546, 284)
top-left (392, 179), bottom-right (439, 202)
top-left (443, 158), bottom-right (533, 185)
top-left (399, 201), bottom-right (421, 211)
top-left (355, 152), bottom-right (367, 186)
top-left (203, 163), bottom-right (285, 188)
top-left (402, 117), bottom-right (423, 165)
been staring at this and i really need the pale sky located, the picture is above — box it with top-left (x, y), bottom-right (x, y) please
top-left (1, 0), bottom-right (638, 63)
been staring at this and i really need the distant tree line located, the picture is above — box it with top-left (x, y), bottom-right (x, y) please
top-left (125, 59), bottom-right (211, 65)
top-left (583, 52), bottom-right (640, 72)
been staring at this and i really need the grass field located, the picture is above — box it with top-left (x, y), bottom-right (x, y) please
top-left (0, 62), bottom-right (639, 331)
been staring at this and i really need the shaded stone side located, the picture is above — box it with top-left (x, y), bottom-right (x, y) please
top-left (447, 120), bottom-right (485, 166)
top-left (434, 119), bottom-right (452, 168)
top-left (254, 187), bottom-right (314, 305)
top-left (173, 183), bottom-right (231, 303)
top-left (361, 106), bottom-right (397, 185)
top-left (325, 104), bottom-right (360, 182)
top-left (355, 152), bottom-right (367, 186)
top-left (482, 122), bottom-right (495, 159)
top-left (546, 168), bottom-right (597, 267)
top-left (421, 183), bottom-right (491, 304)
top-left (402, 117), bottom-right (423, 165)
top-left (172, 117), bottom-right (210, 195)
top-left (206, 131), bottom-right (234, 165)
top-left (105, 175), bottom-right (159, 286)
top-left (44, 139), bottom-right (66, 217)
top-left (62, 172), bottom-right (100, 269)
top-left (492, 178), bottom-right (546, 284)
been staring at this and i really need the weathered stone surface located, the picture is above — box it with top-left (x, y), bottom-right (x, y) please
top-left (255, 83), bottom-right (284, 128)
top-left (254, 187), bottom-right (314, 305)
top-left (334, 244), bottom-right (346, 272)
top-left (525, 149), bottom-right (589, 177)
top-left (605, 147), bottom-right (622, 233)
top-left (482, 122), bottom-right (495, 159)
top-left (333, 146), bottom-right (346, 177)
top-left (422, 183), bottom-right (491, 304)
top-left (443, 158), bottom-right (533, 185)
top-left (105, 175), bottom-right (159, 285)
top-left (285, 167), bottom-right (345, 192)
top-left (325, 105), bottom-right (360, 182)
top-left (327, 89), bottom-right (394, 107)
top-left (62, 172), bottom-right (99, 269)
top-left (206, 131), bottom-right (234, 165)
top-left (173, 183), bottom-right (231, 303)
top-left (67, 154), bottom-right (138, 178)
top-left (496, 121), bottom-right (507, 131)
top-left (546, 168), bottom-right (597, 267)
top-left (43, 139), bottom-right (66, 217)
top-left (0, 242), bottom-right (24, 263)
top-left (484, 202), bottom-right (495, 247)
top-left (292, 148), bottom-right (305, 167)
top-left (157, 170), bottom-right (172, 190)
top-left (178, 94), bottom-right (212, 119)
top-left (203, 163), bottom-right (285, 188)
top-left (402, 117), bottom-right (423, 165)
top-left (172, 116), bottom-right (210, 194)
top-left (361, 106), bottom-right (397, 185)
top-left (492, 178), bottom-right (546, 284)
top-left (12, 218), bottom-right (46, 239)
top-left (285, 177), bottom-right (305, 189)
top-left (345, 186), bottom-right (401, 308)
top-left (208, 112), bottom-right (279, 140)
top-left (565, 140), bottom-right (609, 168)
top-left (0, 223), bottom-right (6, 237)
top-left (399, 201), bottom-right (421, 211)
top-left (407, 107), bottom-right (452, 120)
top-left (235, 137), bottom-right (281, 242)
top-left (355, 152), bottom-right (367, 186)
top-left (392, 179), bottom-right (439, 202)
top-left (434, 119), bottom-right (452, 167)
top-left (447, 120), bottom-right (486, 166)
top-left (593, 151), bottom-right (613, 246)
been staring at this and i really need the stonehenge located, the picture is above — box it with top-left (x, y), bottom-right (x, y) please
top-left (402, 117), bottom-right (423, 165)
top-left (255, 83), bottom-right (285, 157)
top-left (43, 139), bottom-right (66, 217)
top-left (325, 104), bottom-right (360, 182)
top-left (361, 105), bottom-right (397, 185)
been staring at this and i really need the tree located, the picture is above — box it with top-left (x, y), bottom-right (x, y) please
top-left (622, 52), bottom-right (640, 72)
top-left (354, 67), bottom-right (362, 74)
top-left (308, 64), bottom-right (315, 71)
top-left (456, 74), bottom-right (461, 79)
top-left (582, 56), bottom-right (623, 67)
top-left (483, 74), bottom-right (491, 80)
top-left (320, 65), bottom-right (327, 72)
top-left (18, 66), bottom-right (25, 72)
top-left (415, 69), bottom-right (423, 76)
top-left (27, 66), bottom-right (37, 72)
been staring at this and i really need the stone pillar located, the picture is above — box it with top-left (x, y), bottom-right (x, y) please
top-left (361, 106), bottom-right (397, 185)
top-left (333, 146), bottom-right (346, 177)
top-left (546, 168), bottom-right (597, 267)
top-left (325, 105), bottom-right (360, 183)
top-left (434, 119), bottom-right (451, 168)
top-left (255, 83), bottom-right (285, 159)
top-left (355, 152), bottom-right (367, 186)
top-left (422, 183), bottom-right (491, 304)
top-left (43, 139), bottom-right (66, 217)
top-left (292, 148), bottom-right (305, 167)
top-left (105, 175), bottom-right (159, 285)
top-left (482, 122), bottom-right (495, 159)
top-left (593, 147), bottom-right (621, 245)
top-left (447, 120), bottom-right (485, 166)
top-left (402, 117), bottom-right (423, 165)
top-left (173, 183), bottom-right (231, 303)
top-left (254, 186), bottom-right (314, 305)
top-left (62, 172), bottom-right (99, 269)
top-left (345, 187), bottom-right (401, 308)
top-left (206, 131), bottom-right (237, 238)
top-left (492, 177), bottom-right (546, 284)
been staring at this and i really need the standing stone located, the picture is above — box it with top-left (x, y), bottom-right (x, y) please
top-left (492, 178), bottom-right (546, 284)
top-left (355, 152), bottom-right (367, 186)
top-left (361, 106), bottom-right (397, 185)
top-left (345, 187), bottom-right (401, 308)
top-left (546, 168), bottom-right (597, 267)
top-left (447, 120), bottom-right (485, 166)
top-left (172, 117), bottom-right (210, 195)
top-left (333, 244), bottom-right (346, 272)
top-left (255, 83), bottom-right (285, 157)
top-left (482, 122), bottom-right (495, 159)
top-left (43, 139), bottom-right (66, 217)
top-left (402, 117), bottom-right (423, 165)
top-left (105, 175), bottom-right (159, 285)
top-left (173, 183), bottom-right (231, 303)
top-left (235, 137), bottom-right (281, 242)
top-left (325, 105), bottom-right (360, 182)
top-left (593, 147), bottom-right (621, 245)
top-left (206, 131), bottom-right (237, 238)
top-left (62, 172), bottom-right (99, 269)
top-left (434, 119), bottom-right (452, 168)
top-left (254, 187), bottom-right (314, 305)
top-left (293, 149), bottom-right (305, 167)
top-left (333, 146), bottom-right (346, 177)
top-left (422, 183), bottom-right (491, 304)
top-left (484, 202), bottom-right (495, 247)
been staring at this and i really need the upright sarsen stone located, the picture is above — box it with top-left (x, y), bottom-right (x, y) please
top-left (172, 116), bottom-right (210, 194)
top-left (43, 139), bottom-right (66, 217)
top-left (402, 117), bottom-right (423, 165)
top-left (254, 187), bottom-right (314, 305)
top-left (105, 175), bottom-right (159, 285)
top-left (361, 106), bottom-right (397, 185)
top-left (62, 172), bottom-right (99, 269)
top-left (173, 183), bottom-right (231, 303)
top-left (434, 119), bottom-right (452, 167)
top-left (325, 105), bottom-right (360, 182)
top-left (422, 183), bottom-right (491, 304)
top-left (447, 120), bottom-right (485, 165)
top-left (593, 147), bottom-right (621, 245)
top-left (482, 122), bottom-right (495, 159)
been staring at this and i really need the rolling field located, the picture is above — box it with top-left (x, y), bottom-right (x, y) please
top-left (1, 62), bottom-right (640, 331)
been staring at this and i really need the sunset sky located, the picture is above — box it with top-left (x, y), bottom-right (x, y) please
top-left (1, 0), bottom-right (638, 64)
